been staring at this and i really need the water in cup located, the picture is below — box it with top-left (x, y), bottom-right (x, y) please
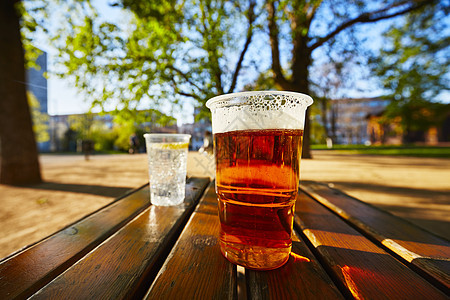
top-left (144, 134), bottom-right (191, 206)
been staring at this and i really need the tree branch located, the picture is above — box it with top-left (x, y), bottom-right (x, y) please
top-left (267, 0), bottom-right (290, 89)
top-left (305, 1), bottom-right (320, 23)
top-left (166, 65), bottom-right (207, 95)
top-left (228, 0), bottom-right (256, 93)
top-left (309, 0), bottom-right (437, 52)
top-left (199, 2), bottom-right (224, 94)
top-left (169, 78), bottom-right (203, 102)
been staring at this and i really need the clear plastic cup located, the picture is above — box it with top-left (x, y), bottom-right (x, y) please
top-left (206, 91), bottom-right (313, 270)
top-left (144, 133), bottom-right (191, 206)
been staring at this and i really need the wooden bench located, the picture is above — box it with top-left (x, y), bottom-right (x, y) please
top-left (0, 177), bottom-right (448, 299)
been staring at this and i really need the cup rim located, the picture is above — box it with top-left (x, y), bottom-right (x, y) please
top-left (144, 133), bottom-right (191, 138)
top-left (205, 90), bottom-right (313, 109)
top-left (143, 133), bottom-right (191, 143)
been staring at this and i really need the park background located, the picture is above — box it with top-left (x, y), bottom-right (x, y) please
top-left (0, 0), bottom-right (449, 259)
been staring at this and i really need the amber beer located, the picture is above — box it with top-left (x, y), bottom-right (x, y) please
top-left (215, 129), bottom-right (302, 269)
top-left (206, 91), bottom-right (312, 270)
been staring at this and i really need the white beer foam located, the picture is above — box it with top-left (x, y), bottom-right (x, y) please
top-left (206, 91), bottom-right (313, 134)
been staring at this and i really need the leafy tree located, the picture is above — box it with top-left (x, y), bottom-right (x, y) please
top-left (68, 114), bottom-right (95, 141)
top-left (45, 0), bottom-right (259, 123)
top-left (90, 129), bottom-right (117, 152)
top-left (66, 109), bottom-right (177, 152)
top-left (264, 0), bottom-right (438, 156)
top-left (110, 108), bottom-right (177, 150)
top-left (68, 113), bottom-right (122, 152)
top-left (243, 0), bottom-right (439, 150)
top-left (12, 0), bottom-right (437, 178)
top-left (79, 1), bottom-right (436, 156)
top-left (244, 71), bottom-right (328, 145)
top-left (371, 2), bottom-right (449, 143)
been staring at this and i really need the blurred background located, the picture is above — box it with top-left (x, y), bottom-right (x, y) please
top-left (1, 1), bottom-right (449, 182)
top-left (0, 0), bottom-right (449, 257)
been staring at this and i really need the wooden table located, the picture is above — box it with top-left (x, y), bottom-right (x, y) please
top-left (1, 177), bottom-right (449, 299)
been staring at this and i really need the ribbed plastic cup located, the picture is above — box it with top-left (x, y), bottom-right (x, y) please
top-left (144, 133), bottom-right (191, 206)
top-left (206, 91), bottom-right (313, 270)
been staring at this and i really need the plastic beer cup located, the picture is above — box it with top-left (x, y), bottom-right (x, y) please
top-left (206, 91), bottom-right (313, 270)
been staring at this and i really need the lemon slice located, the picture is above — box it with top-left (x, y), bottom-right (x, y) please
top-left (151, 142), bottom-right (189, 150)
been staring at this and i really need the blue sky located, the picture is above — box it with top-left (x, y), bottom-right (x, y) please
top-left (37, 1), bottom-right (448, 124)
top-left (39, 1), bottom-right (196, 125)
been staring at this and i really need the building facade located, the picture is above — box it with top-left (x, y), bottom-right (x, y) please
top-left (367, 107), bottom-right (450, 145)
top-left (26, 51), bottom-right (50, 151)
top-left (179, 107), bottom-right (212, 151)
top-left (328, 98), bottom-right (390, 145)
top-left (48, 111), bottom-right (178, 153)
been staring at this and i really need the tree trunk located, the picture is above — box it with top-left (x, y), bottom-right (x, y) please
top-left (319, 97), bottom-right (330, 139)
top-left (291, 54), bottom-right (313, 159)
top-left (330, 104), bottom-right (337, 143)
top-left (302, 110), bottom-right (312, 158)
top-left (0, 0), bottom-right (42, 185)
top-left (266, 1), bottom-right (313, 158)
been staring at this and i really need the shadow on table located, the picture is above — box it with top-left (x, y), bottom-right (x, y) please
top-left (29, 182), bottom-right (133, 198)
top-left (309, 180), bottom-right (450, 241)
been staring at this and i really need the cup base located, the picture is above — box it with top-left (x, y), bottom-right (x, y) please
top-left (220, 240), bottom-right (290, 270)
top-left (150, 196), bottom-right (184, 206)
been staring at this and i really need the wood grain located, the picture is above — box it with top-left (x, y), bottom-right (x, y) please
top-left (0, 185), bottom-right (150, 299)
top-left (149, 182), bottom-right (343, 300)
top-left (28, 177), bottom-right (210, 299)
top-left (301, 181), bottom-right (450, 292)
top-left (246, 231), bottom-right (344, 299)
top-left (295, 190), bottom-right (448, 299)
top-left (3, 178), bottom-right (447, 299)
top-left (145, 183), bottom-right (237, 299)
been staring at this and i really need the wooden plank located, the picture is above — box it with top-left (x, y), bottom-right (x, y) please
top-left (28, 177), bottom-right (210, 299)
top-left (0, 184), bottom-right (150, 300)
top-left (295, 191), bottom-right (448, 299)
top-left (145, 183), bottom-right (237, 299)
top-left (301, 181), bottom-right (450, 292)
top-left (246, 231), bottom-right (344, 299)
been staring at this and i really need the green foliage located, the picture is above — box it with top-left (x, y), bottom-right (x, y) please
top-left (66, 113), bottom-right (116, 152)
top-left (37, 0), bottom-right (260, 121)
top-left (27, 91), bottom-right (49, 143)
top-left (17, 1), bottom-right (46, 69)
top-left (309, 103), bottom-right (327, 144)
top-left (112, 122), bottom-right (136, 151)
top-left (20, 0), bottom-right (440, 155)
top-left (242, 71), bottom-right (276, 92)
top-left (65, 108), bottom-right (177, 152)
top-left (91, 130), bottom-right (117, 152)
top-left (311, 144), bottom-right (450, 158)
top-left (67, 113), bottom-right (94, 140)
top-left (370, 2), bottom-right (449, 141)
